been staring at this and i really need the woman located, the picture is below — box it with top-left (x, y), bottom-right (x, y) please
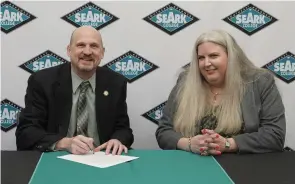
top-left (156, 30), bottom-right (286, 155)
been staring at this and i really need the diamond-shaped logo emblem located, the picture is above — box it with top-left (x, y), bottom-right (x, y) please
top-left (262, 52), bottom-right (295, 84)
top-left (143, 3), bottom-right (199, 35)
top-left (1, 99), bottom-right (23, 132)
top-left (19, 50), bottom-right (68, 74)
top-left (223, 3), bottom-right (277, 36)
top-left (61, 2), bottom-right (118, 30)
top-left (104, 51), bottom-right (159, 83)
top-left (142, 101), bottom-right (167, 125)
top-left (1, 1), bottom-right (36, 34)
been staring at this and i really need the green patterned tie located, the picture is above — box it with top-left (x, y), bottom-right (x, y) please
top-left (76, 81), bottom-right (90, 136)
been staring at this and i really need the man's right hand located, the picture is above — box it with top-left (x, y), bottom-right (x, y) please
top-left (55, 135), bottom-right (95, 155)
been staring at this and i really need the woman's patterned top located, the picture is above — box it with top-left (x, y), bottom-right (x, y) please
top-left (196, 106), bottom-right (245, 138)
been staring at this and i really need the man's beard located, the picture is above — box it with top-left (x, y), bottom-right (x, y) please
top-left (78, 62), bottom-right (95, 72)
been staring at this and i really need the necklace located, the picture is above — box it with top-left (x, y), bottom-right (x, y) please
top-left (210, 90), bottom-right (221, 103)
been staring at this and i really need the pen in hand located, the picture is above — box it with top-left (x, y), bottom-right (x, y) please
top-left (87, 141), bottom-right (96, 154)
top-left (88, 145), bottom-right (94, 154)
top-left (79, 129), bottom-right (95, 154)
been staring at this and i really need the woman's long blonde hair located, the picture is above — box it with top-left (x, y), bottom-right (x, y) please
top-left (173, 30), bottom-right (263, 137)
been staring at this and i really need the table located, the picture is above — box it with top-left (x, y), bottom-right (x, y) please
top-left (2, 151), bottom-right (295, 184)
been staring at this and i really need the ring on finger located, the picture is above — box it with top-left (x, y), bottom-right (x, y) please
top-left (201, 150), bottom-right (208, 156)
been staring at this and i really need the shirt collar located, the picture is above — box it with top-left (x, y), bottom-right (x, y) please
top-left (71, 68), bottom-right (96, 94)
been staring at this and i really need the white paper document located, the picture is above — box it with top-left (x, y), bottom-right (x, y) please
top-left (57, 151), bottom-right (139, 168)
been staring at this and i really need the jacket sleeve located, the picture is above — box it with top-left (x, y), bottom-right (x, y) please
top-left (234, 72), bottom-right (286, 153)
top-left (15, 74), bottom-right (63, 151)
top-left (155, 73), bottom-right (185, 149)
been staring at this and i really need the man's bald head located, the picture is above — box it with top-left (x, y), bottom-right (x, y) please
top-left (67, 25), bottom-right (105, 75)
top-left (69, 26), bottom-right (104, 47)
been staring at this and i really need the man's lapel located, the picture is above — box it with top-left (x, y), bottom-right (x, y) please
top-left (53, 63), bottom-right (73, 136)
top-left (95, 67), bottom-right (110, 142)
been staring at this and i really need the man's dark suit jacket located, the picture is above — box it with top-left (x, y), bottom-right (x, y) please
top-left (16, 63), bottom-right (134, 152)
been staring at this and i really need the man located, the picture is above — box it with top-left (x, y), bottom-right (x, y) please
top-left (16, 26), bottom-right (134, 155)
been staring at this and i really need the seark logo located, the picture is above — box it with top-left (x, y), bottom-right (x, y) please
top-left (1, 99), bottom-right (23, 132)
top-left (142, 101), bottom-right (167, 125)
top-left (61, 2), bottom-right (118, 30)
top-left (143, 3), bottom-right (199, 35)
top-left (223, 4), bottom-right (277, 36)
top-left (1, 1), bottom-right (36, 34)
top-left (262, 52), bottom-right (295, 84)
top-left (104, 51), bottom-right (158, 83)
top-left (19, 50), bottom-right (68, 74)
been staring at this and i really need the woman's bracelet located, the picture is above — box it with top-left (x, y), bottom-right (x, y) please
top-left (188, 137), bottom-right (192, 152)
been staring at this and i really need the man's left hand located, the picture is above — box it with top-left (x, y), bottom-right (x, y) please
top-left (94, 139), bottom-right (128, 155)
